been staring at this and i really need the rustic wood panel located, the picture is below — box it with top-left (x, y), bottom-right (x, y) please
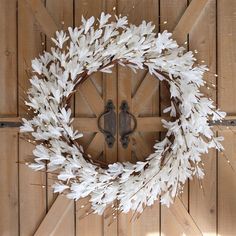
top-left (0, 1), bottom-right (18, 235)
top-left (0, 130), bottom-right (18, 236)
top-left (1, 0), bottom-right (236, 235)
top-left (117, 1), bottom-right (160, 236)
top-left (218, 0), bottom-right (236, 235)
top-left (0, 0), bottom-right (17, 116)
top-left (34, 195), bottom-right (74, 236)
top-left (18, 1), bottom-right (47, 235)
top-left (74, 1), bottom-right (114, 235)
top-left (160, 1), bottom-right (188, 235)
top-left (189, 0), bottom-right (217, 234)
top-left (45, 1), bottom-right (76, 235)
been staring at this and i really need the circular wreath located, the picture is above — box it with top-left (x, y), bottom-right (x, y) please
top-left (21, 13), bottom-right (226, 215)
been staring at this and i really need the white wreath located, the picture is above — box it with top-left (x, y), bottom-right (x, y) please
top-left (21, 13), bottom-right (226, 215)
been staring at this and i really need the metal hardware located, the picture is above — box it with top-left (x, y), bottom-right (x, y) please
top-left (209, 119), bottom-right (236, 126)
top-left (0, 122), bottom-right (21, 128)
top-left (119, 101), bottom-right (137, 149)
top-left (97, 100), bottom-right (116, 148)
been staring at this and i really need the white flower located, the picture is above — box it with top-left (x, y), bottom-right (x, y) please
top-left (20, 118), bottom-right (34, 132)
top-left (99, 12), bottom-right (111, 27)
top-left (160, 191), bottom-right (173, 207)
top-left (28, 162), bottom-right (45, 171)
top-left (115, 15), bottom-right (128, 28)
top-left (33, 144), bottom-right (49, 161)
top-left (212, 110), bottom-right (226, 121)
top-left (32, 58), bottom-right (43, 74)
top-left (68, 27), bottom-right (83, 43)
top-left (59, 108), bottom-right (71, 124)
top-left (82, 16), bottom-right (95, 34)
top-left (155, 30), bottom-right (177, 53)
top-left (52, 182), bottom-right (69, 193)
top-left (58, 167), bottom-right (75, 181)
top-left (50, 153), bottom-right (66, 166)
top-left (51, 31), bottom-right (69, 49)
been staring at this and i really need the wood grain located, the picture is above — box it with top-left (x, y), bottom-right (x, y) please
top-left (74, 1), bottom-right (108, 235)
top-left (160, 1), bottom-right (188, 235)
top-left (172, 0), bottom-right (208, 45)
top-left (132, 73), bottom-right (160, 116)
top-left (0, 131), bottom-right (18, 236)
top-left (78, 79), bottom-right (104, 117)
top-left (0, 0), bottom-right (17, 116)
top-left (218, 0), bottom-right (236, 235)
top-left (18, 1), bottom-right (47, 235)
top-left (189, 0), bottom-right (217, 234)
top-left (23, 0), bottom-right (58, 38)
top-left (1, 1), bottom-right (236, 235)
top-left (117, 1), bottom-right (160, 235)
top-left (34, 195), bottom-right (73, 236)
top-left (45, 1), bottom-right (75, 235)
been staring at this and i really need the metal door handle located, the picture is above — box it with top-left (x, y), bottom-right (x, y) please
top-left (97, 100), bottom-right (116, 148)
top-left (119, 101), bottom-right (137, 149)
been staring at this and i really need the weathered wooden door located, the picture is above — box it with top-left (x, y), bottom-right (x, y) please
top-left (1, 0), bottom-right (236, 235)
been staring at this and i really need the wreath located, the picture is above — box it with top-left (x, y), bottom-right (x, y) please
top-left (21, 13), bottom-right (226, 215)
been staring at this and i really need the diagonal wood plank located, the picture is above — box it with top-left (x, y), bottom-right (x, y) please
top-left (172, 0), bottom-right (208, 45)
top-left (33, 188), bottom-right (202, 236)
top-left (85, 133), bottom-right (104, 158)
top-left (73, 117), bottom-right (98, 132)
top-left (132, 73), bottom-right (159, 116)
top-left (78, 79), bottom-right (104, 117)
top-left (169, 198), bottom-right (202, 236)
top-left (34, 195), bottom-right (73, 236)
top-left (23, 0), bottom-right (59, 38)
top-left (132, 132), bottom-right (152, 159)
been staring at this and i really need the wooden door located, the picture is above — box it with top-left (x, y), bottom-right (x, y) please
top-left (74, 2), bottom-right (161, 235)
top-left (1, 0), bottom-right (236, 236)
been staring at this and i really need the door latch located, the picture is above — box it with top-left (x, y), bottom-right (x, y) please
top-left (97, 100), bottom-right (116, 148)
top-left (0, 121), bottom-right (21, 128)
top-left (119, 101), bottom-right (137, 149)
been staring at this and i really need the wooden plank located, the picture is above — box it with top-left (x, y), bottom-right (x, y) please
top-left (172, 0), bottom-right (208, 45)
top-left (86, 133), bottom-right (104, 159)
top-left (102, 2), bottom-right (118, 233)
top-left (160, 1), bottom-right (189, 235)
top-left (19, 135), bottom-right (47, 235)
top-left (23, 0), bottom-right (58, 38)
top-left (132, 73), bottom-right (159, 116)
top-left (117, 1), bottom-right (160, 236)
top-left (218, 0), bottom-right (236, 235)
top-left (103, 0), bottom-right (118, 166)
top-left (189, 0), bottom-right (217, 234)
top-left (34, 195), bottom-right (73, 236)
top-left (0, 131), bottom-right (18, 236)
top-left (132, 132), bottom-right (152, 159)
top-left (136, 117), bottom-right (166, 132)
top-left (169, 198), bottom-right (202, 236)
top-left (18, 1), bottom-right (47, 235)
top-left (79, 79), bottom-right (104, 117)
top-left (73, 118), bottom-right (98, 132)
top-left (0, 0), bottom-right (17, 116)
top-left (74, 1), bottom-right (106, 235)
top-left (44, 2), bottom-right (75, 235)
top-left (76, 200), bottom-right (103, 236)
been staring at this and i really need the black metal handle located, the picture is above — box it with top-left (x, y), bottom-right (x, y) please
top-left (119, 101), bottom-right (137, 149)
top-left (97, 100), bottom-right (116, 148)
